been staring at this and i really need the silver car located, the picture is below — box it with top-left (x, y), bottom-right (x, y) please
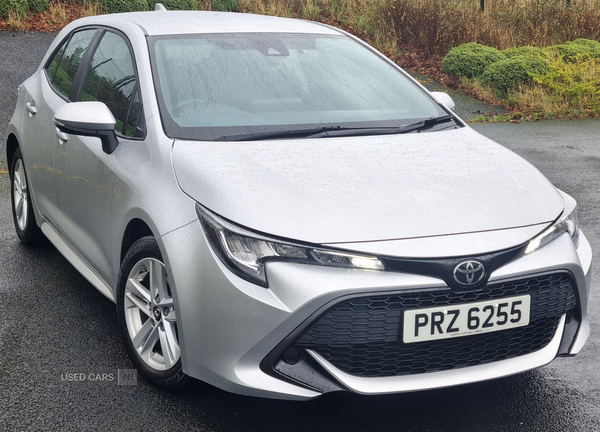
top-left (7, 8), bottom-right (592, 400)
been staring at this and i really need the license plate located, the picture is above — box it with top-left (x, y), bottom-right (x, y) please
top-left (403, 295), bottom-right (531, 344)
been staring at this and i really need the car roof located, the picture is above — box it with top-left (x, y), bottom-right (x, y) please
top-left (80, 10), bottom-right (342, 36)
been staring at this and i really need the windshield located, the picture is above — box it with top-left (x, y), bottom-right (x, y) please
top-left (148, 33), bottom-right (451, 141)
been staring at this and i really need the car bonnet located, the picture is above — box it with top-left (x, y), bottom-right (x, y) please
top-left (171, 127), bottom-right (564, 249)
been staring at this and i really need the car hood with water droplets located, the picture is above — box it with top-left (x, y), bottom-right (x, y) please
top-left (172, 127), bottom-right (564, 249)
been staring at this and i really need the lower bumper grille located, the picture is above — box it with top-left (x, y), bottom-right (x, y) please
top-left (293, 272), bottom-right (577, 378)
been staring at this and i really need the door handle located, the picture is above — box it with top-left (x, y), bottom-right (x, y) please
top-left (25, 101), bottom-right (37, 116)
top-left (55, 128), bottom-right (68, 144)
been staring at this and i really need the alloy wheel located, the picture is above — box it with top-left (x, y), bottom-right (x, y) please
top-left (12, 158), bottom-right (29, 232)
top-left (124, 257), bottom-right (180, 371)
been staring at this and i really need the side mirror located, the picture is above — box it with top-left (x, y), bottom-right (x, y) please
top-left (53, 102), bottom-right (119, 154)
top-left (430, 91), bottom-right (456, 111)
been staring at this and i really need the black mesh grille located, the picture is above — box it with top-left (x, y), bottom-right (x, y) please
top-left (293, 273), bottom-right (577, 378)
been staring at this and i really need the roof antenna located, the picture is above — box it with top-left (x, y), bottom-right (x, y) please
top-left (155, 3), bottom-right (167, 11)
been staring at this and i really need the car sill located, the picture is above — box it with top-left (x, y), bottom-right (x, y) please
top-left (41, 222), bottom-right (116, 303)
top-left (307, 314), bottom-right (566, 395)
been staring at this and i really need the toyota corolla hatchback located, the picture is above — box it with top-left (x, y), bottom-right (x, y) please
top-left (7, 8), bottom-right (592, 399)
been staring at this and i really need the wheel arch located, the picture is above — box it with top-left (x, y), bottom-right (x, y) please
top-left (6, 133), bottom-right (19, 175)
top-left (120, 218), bottom-right (155, 264)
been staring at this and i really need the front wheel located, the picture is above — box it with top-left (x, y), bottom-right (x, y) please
top-left (10, 148), bottom-right (43, 245)
top-left (117, 236), bottom-right (191, 390)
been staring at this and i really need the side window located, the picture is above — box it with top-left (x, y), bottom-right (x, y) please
top-left (45, 29), bottom-right (97, 100)
top-left (79, 31), bottom-right (145, 138)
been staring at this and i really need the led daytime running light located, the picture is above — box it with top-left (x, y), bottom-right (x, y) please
top-left (197, 203), bottom-right (385, 287)
top-left (312, 250), bottom-right (385, 270)
top-left (525, 200), bottom-right (579, 255)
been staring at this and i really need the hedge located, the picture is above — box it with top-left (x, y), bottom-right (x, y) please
top-left (441, 42), bottom-right (506, 78)
top-left (99, 0), bottom-right (149, 14)
top-left (551, 38), bottom-right (600, 61)
top-left (0, 0), bottom-right (28, 19)
top-left (480, 55), bottom-right (549, 95)
top-left (503, 46), bottom-right (547, 60)
top-left (211, 0), bottom-right (238, 12)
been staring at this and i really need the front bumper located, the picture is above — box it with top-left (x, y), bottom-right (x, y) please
top-left (160, 221), bottom-right (592, 400)
top-left (307, 314), bottom-right (566, 394)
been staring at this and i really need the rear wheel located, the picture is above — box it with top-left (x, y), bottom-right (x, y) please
top-left (117, 236), bottom-right (191, 390)
top-left (10, 148), bottom-right (42, 245)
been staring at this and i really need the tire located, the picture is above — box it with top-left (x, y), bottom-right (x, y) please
top-left (10, 148), bottom-right (43, 245)
top-left (116, 236), bottom-right (191, 391)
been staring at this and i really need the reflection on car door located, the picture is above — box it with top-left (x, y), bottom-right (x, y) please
top-left (53, 29), bottom-right (143, 283)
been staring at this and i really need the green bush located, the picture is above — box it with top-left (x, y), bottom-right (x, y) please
top-left (570, 38), bottom-right (600, 51)
top-left (148, 0), bottom-right (195, 10)
top-left (99, 0), bottom-right (148, 14)
top-left (441, 43), bottom-right (506, 78)
top-left (0, 0), bottom-right (28, 18)
top-left (480, 55), bottom-right (549, 96)
top-left (28, 0), bottom-right (47, 13)
top-left (531, 52), bottom-right (600, 107)
top-left (551, 38), bottom-right (600, 61)
top-left (211, 0), bottom-right (237, 12)
top-left (503, 46), bottom-right (547, 59)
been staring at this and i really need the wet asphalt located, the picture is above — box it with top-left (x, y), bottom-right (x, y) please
top-left (1, 31), bottom-right (600, 431)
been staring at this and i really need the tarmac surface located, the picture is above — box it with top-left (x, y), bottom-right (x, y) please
top-left (1, 30), bottom-right (600, 431)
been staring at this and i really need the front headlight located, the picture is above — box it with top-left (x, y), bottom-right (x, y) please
top-left (196, 203), bottom-right (385, 287)
top-left (525, 192), bottom-right (580, 255)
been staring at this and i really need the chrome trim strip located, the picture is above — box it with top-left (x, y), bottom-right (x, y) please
top-left (307, 314), bottom-right (565, 394)
top-left (41, 222), bottom-right (115, 302)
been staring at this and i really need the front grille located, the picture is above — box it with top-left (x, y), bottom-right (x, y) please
top-left (293, 273), bottom-right (577, 378)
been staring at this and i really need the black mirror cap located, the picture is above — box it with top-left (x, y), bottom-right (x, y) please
top-left (54, 120), bottom-right (119, 154)
top-left (100, 131), bottom-right (119, 154)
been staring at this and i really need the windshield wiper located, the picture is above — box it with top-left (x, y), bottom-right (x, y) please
top-left (213, 126), bottom-right (402, 141)
top-left (212, 116), bottom-right (456, 141)
top-left (397, 115), bottom-right (456, 134)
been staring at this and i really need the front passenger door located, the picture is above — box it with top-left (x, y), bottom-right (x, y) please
top-left (53, 29), bottom-right (144, 282)
top-left (22, 28), bottom-right (98, 226)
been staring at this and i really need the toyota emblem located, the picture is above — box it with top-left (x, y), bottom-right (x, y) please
top-left (453, 260), bottom-right (486, 286)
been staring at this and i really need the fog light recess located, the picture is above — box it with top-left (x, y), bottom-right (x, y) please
top-left (282, 346), bottom-right (302, 364)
